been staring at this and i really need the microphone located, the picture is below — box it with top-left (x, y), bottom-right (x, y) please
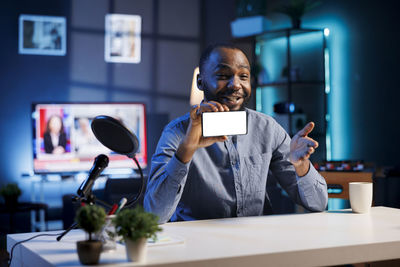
top-left (77, 154), bottom-right (109, 198)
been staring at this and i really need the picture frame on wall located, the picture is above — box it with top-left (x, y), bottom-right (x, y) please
top-left (19, 14), bottom-right (66, 56)
top-left (105, 14), bottom-right (141, 64)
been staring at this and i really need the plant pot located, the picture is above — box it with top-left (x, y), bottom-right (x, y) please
top-left (76, 240), bottom-right (102, 265)
top-left (125, 237), bottom-right (147, 262)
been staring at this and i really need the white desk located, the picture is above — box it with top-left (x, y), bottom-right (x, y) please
top-left (7, 206), bottom-right (400, 267)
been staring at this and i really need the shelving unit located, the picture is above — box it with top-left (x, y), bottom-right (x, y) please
top-left (235, 28), bottom-right (329, 162)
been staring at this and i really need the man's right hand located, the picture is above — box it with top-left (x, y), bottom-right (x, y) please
top-left (176, 101), bottom-right (229, 163)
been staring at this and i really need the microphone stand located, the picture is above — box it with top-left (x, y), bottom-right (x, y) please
top-left (124, 156), bottom-right (145, 207)
top-left (56, 191), bottom-right (112, 242)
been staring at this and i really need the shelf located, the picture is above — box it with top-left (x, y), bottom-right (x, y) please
top-left (256, 28), bottom-right (324, 41)
top-left (234, 26), bottom-right (328, 161)
top-left (257, 81), bottom-right (325, 88)
top-left (234, 28), bottom-right (325, 42)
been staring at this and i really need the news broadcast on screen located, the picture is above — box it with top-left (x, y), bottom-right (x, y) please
top-left (31, 102), bottom-right (147, 174)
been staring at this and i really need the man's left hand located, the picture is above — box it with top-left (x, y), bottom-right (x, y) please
top-left (290, 122), bottom-right (319, 177)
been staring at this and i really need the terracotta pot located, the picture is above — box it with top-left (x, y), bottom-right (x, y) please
top-left (76, 240), bottom-right (102, 265)
top-left (125, 237), bottom-right (147, 262)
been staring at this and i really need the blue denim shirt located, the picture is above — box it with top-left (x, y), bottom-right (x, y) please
top-left (144, 109), bottom-right (328, 223)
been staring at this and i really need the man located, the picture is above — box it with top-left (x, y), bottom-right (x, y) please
top-left (144, 43), bottom-right (328, 223)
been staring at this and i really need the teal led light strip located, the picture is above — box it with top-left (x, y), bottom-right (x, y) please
top-left (324, 28), bottom-right (332, 161)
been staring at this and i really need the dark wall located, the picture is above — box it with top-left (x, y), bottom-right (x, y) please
top-left (0, 1), bottom-right (71, 182)
top-left (0, 0), bottom-right (209, 183)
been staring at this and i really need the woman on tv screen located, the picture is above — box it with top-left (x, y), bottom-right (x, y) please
top-left (43, 114), bottom-right (67, 154)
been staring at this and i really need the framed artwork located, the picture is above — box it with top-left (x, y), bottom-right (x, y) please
top-left (19, 14), bottom-right (66, 56)
top-left (105, 14), bottom-right (141, 63)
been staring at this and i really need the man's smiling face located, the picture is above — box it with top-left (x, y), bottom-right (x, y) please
top-left (197, 47), bottom-right (251, 111)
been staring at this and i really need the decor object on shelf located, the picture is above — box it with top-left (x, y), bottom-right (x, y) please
top-left (105, 14), bottom-right (142, 63)
top-left (113, 206), bottom-right (162, 262)
top-left (75, 205), bottom-right (106, 265)
top-left (275, 0), bottom-right (321, 29)
top-left (231, 0), bottom-right (270, 37)
top-left (231, 15), bottom-right (271, 37)
top-left (19, 14), bottom-right (66, 56)
top-left (235, 0), bottom-right (267, 18)
top-left (0, 183), bottom-right (22, 208)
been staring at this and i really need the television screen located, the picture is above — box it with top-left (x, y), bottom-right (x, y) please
top-left (32, 102), bottom-right (147, 174)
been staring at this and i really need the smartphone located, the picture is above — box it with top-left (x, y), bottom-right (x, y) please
top-left (202, 111), bottom-right (247, 137)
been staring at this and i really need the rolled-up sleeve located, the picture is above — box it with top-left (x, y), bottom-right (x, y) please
top-left (296, 164), bottom-right (328, 211)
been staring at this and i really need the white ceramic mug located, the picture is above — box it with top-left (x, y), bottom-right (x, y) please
top-left (349, 182), bottom-right (373, 213)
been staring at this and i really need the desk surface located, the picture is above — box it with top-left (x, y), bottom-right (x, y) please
top-left (7, 206), bottom-right (400, 267)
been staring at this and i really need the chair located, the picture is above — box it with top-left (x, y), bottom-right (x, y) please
top-left (189, 67), bottom-right (203, 106)
top-left (320, 171), bottom-right (374, 200)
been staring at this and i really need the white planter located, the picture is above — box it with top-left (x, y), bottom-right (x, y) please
top-left (125, 237), bottom-right (148, 262)
top-left (230, 16), bottom-right (271, 37)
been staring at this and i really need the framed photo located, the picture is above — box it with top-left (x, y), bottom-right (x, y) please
top-left (19, 14), bottom-right (66, 56)
top-left (105, 14), bottom-right (141, 63)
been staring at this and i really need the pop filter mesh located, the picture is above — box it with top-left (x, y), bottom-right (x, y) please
top-left (91, 116), bottom-right (139, 155)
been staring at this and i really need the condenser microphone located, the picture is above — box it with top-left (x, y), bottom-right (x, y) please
top-left (77, 154), bottom-right (109, 198)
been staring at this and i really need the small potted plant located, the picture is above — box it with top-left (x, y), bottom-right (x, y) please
top-left (113, 206), bottom-right (162, 262)
top-left (75, 205), bottom-right (106, 265)
top-left (0, 183), bottom-right (22, 208)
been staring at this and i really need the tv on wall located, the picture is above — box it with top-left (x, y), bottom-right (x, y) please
top-left (31, 102), bottom-right (147, 174)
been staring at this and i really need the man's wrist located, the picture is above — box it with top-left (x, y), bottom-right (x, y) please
top-left (176, 140), bottom-right (197, 164)
top-left (294, 160), bottom-right (310, 177)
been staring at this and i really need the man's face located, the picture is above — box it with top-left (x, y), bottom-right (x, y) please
top-left (198, 47), bottom-right (251, 111)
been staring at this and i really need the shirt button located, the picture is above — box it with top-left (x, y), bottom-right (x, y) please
top-left (231, 160), bottom-right (236, 165)
top-left (179, 170), bottom-right (186, 176)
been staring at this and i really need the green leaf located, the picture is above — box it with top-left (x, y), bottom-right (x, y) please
top-left (75, 205), bottom-right (106, 241)
top-left (113, 206), bottom-right (162, 242)
top-left (0, 183), bottom-right (22, 198)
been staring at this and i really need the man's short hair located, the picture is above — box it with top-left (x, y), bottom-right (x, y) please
top-left (199, 43), bottom-right (248, 74)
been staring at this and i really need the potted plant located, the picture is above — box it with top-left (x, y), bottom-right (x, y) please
top-left (75, 205), bottom-right (106, 265)
top-left (0, 183), bottom-right (22, 208)
top-left (113, 206), bottom-right (162, 262)
top-left (276, 0), bottom-right (321, 29)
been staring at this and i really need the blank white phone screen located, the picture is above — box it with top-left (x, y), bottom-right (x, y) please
top-left (202, 111), bottom-right (247, 137)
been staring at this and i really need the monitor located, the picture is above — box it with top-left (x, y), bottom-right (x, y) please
top-left (31, 102), bottom-right (147, 174)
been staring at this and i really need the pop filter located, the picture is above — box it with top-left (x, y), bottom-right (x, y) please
top-left (91, 115), bottom-right (145, 208)
top-left (91, 115), bottom-right (139, 158)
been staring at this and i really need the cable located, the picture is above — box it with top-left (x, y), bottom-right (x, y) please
top-left (125, 156), bottom-right (145, 207)
top-left (8, 232), bottom-right (61, 267)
